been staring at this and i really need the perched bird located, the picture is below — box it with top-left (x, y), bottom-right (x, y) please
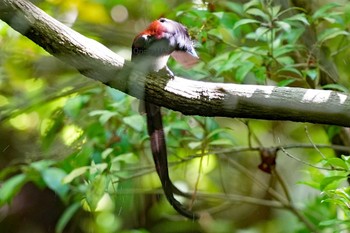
top-left (132, 18), bottom-right (198, 70)
top-left (131, 18), bottom-right (199, 219)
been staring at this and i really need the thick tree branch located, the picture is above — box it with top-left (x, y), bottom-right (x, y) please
top-left (1, 0), bottom-right (350, 127)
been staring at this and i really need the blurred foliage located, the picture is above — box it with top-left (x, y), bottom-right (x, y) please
top-left (1, 0), bottom-right (350, 232)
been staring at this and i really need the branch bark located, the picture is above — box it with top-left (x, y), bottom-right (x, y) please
top-left (1, 0), bottom-right (350, 127)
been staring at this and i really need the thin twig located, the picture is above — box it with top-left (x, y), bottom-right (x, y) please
top-left (304, 125), bottom-right (327, 159)
top-left (279, 146), bottom-right (346, 171)
top-left (272, 167), bottom-right (292, 202)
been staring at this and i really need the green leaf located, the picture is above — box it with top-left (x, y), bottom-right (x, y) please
top-left (341, 155), bottom-right (350, 163)
top-left (254, 27), bottom-right (269, 41)
top-left (236, 62), bottom-right (254, 82)
top-left (335, 188), bottom-right (350, 200)
top-left (274, 44), bottom-right (299, 57)
top-left (275, 21), bottom-right (291, 32)
top-left (90, 163), bottom-right (108, 175)
top-left (168, 121), bottom-right (189, 131)
top-left (102, 148), bottom-right (114, 160)
top-left (64, 95), bottom-right (90, 119)
top-left (213, 12), bottom-right (239, 29)
top-left (86, 175), bottom-right (107, 211)
top-left (269, 5), bottom-right (281, 18)
top-left (221, 2), bottom-right (243, 15)
top-left (42, 168), bottom-right (69, 199)
top-left (319, 219), bottom-right (349, 227)
top-left (89, 110), bottom-right (118, 125)
top-left (209, 139), bottom-right (234, 146)
top-left (284, 13), bottom-right (309, 25)
top-left (312, 3), bottom-right (341, 21)
top-left (62, 166), bottom-right (89, 184)
top-left (277, 66), bottom-right (302, 77)
top-left (304, 69), bottom-right (318, 81)
top-left (188, 141), bottom-right (202, 149)
top-left (322, 84), bottom-right (349, 93)
top-left (234, 19), bottom-right (260, 30)
top-left (324, 158), bottom-right (348, 170)
top-left (246, 8), bottom-right (269, 21)
top-left (30, 160), bottom-right (56, 172)
top-left (55, 202), bottom-right (80, 233)
top-left (112, 153), bottom-right (138, 164)
top-left (0, 165), bottom-right (21, 180)
top-left (206, 128), bottom-right (231, 139)
top-left (214, 52), bottom-right (241, 74)
top-left (320, 176), bottom-right (347, 191)
top-left (277, 79), bottom-right (296, 87)
top-left (275, 56), bottom-right (294, 66)
top-left (123, 115), bottom-right (144, 132)
top-left (318, 28), bottom-right (349, 44)
top-left (0, 174), bottom-right (27, 205)
top-left (243, 0), bottom-right (261, 11)
top-left (99, 111), bottom-right (118, 125)
top-left (218, 27), bottom-right (236, 46)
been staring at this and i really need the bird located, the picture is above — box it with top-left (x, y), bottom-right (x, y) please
top-left (131, 18), bottom-right (199, 219)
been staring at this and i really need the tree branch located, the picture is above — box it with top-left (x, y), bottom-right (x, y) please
top-left (1, 0), bottom-right (350, 127)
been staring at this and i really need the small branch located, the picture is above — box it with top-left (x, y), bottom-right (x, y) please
top-left (304, 126), bottom-right (327, 159)
top-left (279, 146), bottom-right (345, 171)
top-left (1, 0), bottom-right (350, 127)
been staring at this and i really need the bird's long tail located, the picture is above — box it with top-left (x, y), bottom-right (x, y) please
top-left (145, 102), bottom-right (198, 220)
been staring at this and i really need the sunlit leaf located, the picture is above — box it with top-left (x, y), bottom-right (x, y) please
top-left (63, 166), bottom-right (89, 184)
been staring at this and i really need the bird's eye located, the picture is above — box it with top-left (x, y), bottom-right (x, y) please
top-left (159, 18), bottom-right (166, 23)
